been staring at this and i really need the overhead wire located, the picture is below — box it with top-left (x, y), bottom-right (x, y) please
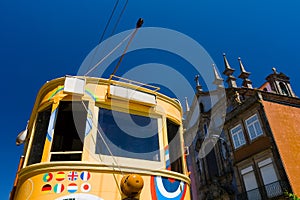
top-left (109, 18), bottom-right (143, 79)
top-left (83, 1), bottom-right (131, 189)
top-left (80, 101), bottom-right (124, 176)
top-left (110, 0), bottom-right (129, 36)
top-left (80, 100), bottom-right (123, 195)
top-left (86, 0), bottom-right (130, 77)
top-left (81, 2), bottom-right (145, 194)
top-left (86, 0), bottom-right (120, 74)
top-left (84, 29), bottom-right (135, 76)
top-left (98, 0), bottom-right (120, 44)
top-left (80, 1), bottom-right (140, 195)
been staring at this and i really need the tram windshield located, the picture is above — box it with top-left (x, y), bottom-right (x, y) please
top-left (96, 108), bottom-right (160, 161)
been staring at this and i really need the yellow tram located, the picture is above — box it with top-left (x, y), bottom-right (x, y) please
top-left (10, 75), bottom-right (191, 200)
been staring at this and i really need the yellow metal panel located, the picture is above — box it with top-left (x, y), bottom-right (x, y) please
top-left (15, 166), bottom-right (190, 200)
top-left (156, 98), bottom-right (182, 124)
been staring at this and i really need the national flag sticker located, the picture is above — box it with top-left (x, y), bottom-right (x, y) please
top-left (43, 172), bottom-right (53, 182)
top-left (67, 183), bottom-right (78, 193)
top-left (80, 171), bottom-right (91, 181)
top-left (68, 171), bottom-right (78, 181)
top-left (55, 172), bottom-right (65, 181)
top-left (80, 183), bottom-right (91, 192)
top-left (41, 184), bottom-right (52, 193)
top-left (53, 183), bottom-right (64, 193)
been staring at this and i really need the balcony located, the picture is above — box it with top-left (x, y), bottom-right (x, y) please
top-left (237, 180), bottom-right (290, 200)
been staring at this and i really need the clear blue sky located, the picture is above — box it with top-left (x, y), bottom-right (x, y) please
top-left (1, 0), bottom-right (300, 199)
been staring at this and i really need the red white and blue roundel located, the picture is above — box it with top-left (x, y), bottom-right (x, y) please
top-left (151, 176), bottom-right (187, 200)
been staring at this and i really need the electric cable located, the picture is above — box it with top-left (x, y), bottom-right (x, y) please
top-left (86, 0), bottom-right (121, 74)
top-left (110, 0), bottom-right (129, 36)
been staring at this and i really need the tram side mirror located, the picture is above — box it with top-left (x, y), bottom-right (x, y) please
top-left (16, 121), bottom-right (28, 146)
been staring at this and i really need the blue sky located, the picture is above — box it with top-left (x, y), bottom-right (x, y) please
top-left (1, 0), bottom-right (300, 198)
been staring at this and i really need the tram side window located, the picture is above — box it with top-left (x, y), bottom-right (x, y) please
top-left (27, 106), bottom-right (51, 165)
top-left (167, 119), bottom-right (183, 173)
top-left (50, 101), bottom-right (87, 161)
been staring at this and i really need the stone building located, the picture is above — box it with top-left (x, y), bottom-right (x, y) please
top-left (185, 54), bottom-right (300, 200)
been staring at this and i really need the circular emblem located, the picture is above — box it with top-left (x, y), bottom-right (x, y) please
top-left (151, 176), bottom-right (187, 200)
top-left (68, 171), bottom-right (78, 181)
top-left (41, 184), bottom-right (52, 193)
top-left (43, 172), bottom-right (53, 182)
top-left (80, 171), bottom-right (91, 181)
top-left (55, 172), bottom-right (65, 181)
top-left (54, 183), bottom-right (64, 194)
top-left (81, 183), bottom-right (91, 192)
top-left (67, 183), bottom-right (78, 193)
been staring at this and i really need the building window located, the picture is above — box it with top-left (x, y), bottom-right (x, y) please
top-left (200, 103), bottom-right (204, 113)
top-left (245, 114), bottom-right (263, 140)
top-left (230, 124), bottom-right (246, 149)
top-left (203, 123), bottom-right (208, 137)
top-left (241, 166), bottom-right (261, 200)
top-left (205, 141), bottom-right (219, 179)
top-left (96, 108), bottom-right (160, 161)
top-left (50, 101), bottom-right (87, 161)
top-left (258, 158), bottom-right (281, 198)
top-left (279, 82), bottom-right (288, 96)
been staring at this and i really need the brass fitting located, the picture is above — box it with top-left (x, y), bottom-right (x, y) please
top-left (120, 174), bottom-right (144, 199)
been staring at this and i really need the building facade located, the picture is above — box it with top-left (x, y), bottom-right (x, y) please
top-left (185, 54), bottom-right (300, 200)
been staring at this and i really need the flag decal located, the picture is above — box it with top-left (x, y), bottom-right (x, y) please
top-left (68, 171), bottom-right (78, 181)
top-left (53, 183), bottom-right (64, 193)
top-left (67, 183), bottom-right (78, 193)
top-left (43, 172), bottom-right (53, 182)
top-left (55, 171), bottom-right (65, 181)
top-left (80, 171), bottom-right (91, 181)
top-left (81, 183), bottom-right (91, 192)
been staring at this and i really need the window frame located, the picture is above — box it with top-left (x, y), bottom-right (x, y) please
top-left (26, 105), bottom-right (52, 166)
top-left (241, 165), bottom-right (261, 200)
top-left (49, 101), bottom-right (88, 162)
top-left (166, 118), bottom-right (184, 174)
top-left (245, 114), bottom-right (263, 141)
top-left (279, 82), bottom-right (289, 96)
top-left (230, 124), bottom-right (246, 149)
top-left (93, 106), bottom-right (165, 170)
top-left (258, 158), bottom-right (281, 198)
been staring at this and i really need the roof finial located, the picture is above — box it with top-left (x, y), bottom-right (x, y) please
top-left (238, 57), bottom-right (252, 88)
top-left (238, 57), bottom-right (249, 75)
top-left (222, 53), bottom-right (237, 88)
top-left (194, 75), bottom-right (203, 93)
top-left (272, 67), bottom-right (278, 74)
top-left (212, 64), bottom-right (224, 88)
top-left (223, 53), bottom-right (233, 71)
top-left (194, 74), bottom-right (200, 86)
top-left (185, 97), bottom-right (190, 112)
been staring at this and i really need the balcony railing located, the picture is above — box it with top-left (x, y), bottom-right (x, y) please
top-left (237, 180), bottom-right (290, 200)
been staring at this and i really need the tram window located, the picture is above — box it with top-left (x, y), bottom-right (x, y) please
top-left (167, 119), bottom-right (183, 173)
top-left (27, 106), bottom-right (51, 165)
top-left (51, 154), bottom-right (82, 161)
top-left (96, 108), bottom-right (160, 161)
top-left (50, 101), bottom-right (87, 161)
